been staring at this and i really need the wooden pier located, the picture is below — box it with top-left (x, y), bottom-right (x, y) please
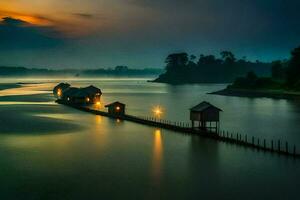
top-left (57, 100), bottom-right (300, 159)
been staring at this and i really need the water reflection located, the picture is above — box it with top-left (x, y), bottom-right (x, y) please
top-left (0, 101), bottom-right (55, 105)
top-left (187, 136), bottom-right (221, 186)
top-left (152, 129), bottom-right (163, 185)
top-left (95, 115), bottom-right (103, 124)
top-left (0, 83), bottom-right (55, 97)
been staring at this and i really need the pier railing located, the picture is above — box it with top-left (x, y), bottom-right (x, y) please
top-left (138, 115), bottom-right (299, 158)
top-left (56, 100), bottom-right (300, 158)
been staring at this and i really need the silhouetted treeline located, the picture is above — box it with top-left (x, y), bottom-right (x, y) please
top-left (154, 51), bottom-right (271, 84)
top-left (0, 66), bottom-right (162, 77)
top-left (229, 46), bottom-right (300, 91)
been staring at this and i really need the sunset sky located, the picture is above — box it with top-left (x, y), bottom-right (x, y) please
top-left (1, 0), bottom-right (300, 68)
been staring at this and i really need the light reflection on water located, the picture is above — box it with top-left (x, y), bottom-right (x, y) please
top-left (0, 101), bottom-right (55, 105)
top-left (0, 83), bottom-right (55, 97)
top-left (33, 113), bottom-right (78, 121)
top-left (152, 129), bottom-right (163, 185)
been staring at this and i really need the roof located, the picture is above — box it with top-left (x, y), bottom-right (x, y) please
top-left (62, 87), bottom-right (80, 96)
top-left (62, 85), bottom-right (102, 98)
top-left (54, 82), bottom-right (70, 90)
top-left (190, 101), bottom-right (222, 112)
top-left (81, 85), bottom-right (102, 95)
top-left (105, 101), bottom-right (125, 107)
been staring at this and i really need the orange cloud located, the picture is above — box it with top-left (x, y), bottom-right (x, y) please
top-left (0, 7), bottom-right (110, 38)
top-left (0, 10), bottom-right (54, 26)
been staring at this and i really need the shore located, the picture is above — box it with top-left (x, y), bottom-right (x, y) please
top-left (210, 88), bottom-right (300, 100)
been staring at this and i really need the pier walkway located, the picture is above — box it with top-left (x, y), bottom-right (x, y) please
top-left (57, 100), bottom-right (300, 158)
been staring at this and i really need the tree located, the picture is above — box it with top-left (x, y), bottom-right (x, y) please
top-left (190, 54), bottom-right (196, 62)
top-left (115, 66), bottom-right (128, 71)
top-left (165, 53), bottom-right (188, 71)
top-left (187, 54), bottom-right (197, 68)
top-left (271, 61), bottom-right (284, 80)
top-left (197, 55), bottom-right (216, 65)
top-left (246, 71), bottom-right (258, 81)
top-left (220, 51), bottom-right (236, 64)
top-left (286, 46), bottom-right (300, 87)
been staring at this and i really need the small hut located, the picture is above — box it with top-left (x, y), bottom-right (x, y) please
top-left (105, 101), bottom-right (126, 116)
top-left (190, 101), bottom-right (222, 132)
top-left (53, 83), bottom-right (70, 98)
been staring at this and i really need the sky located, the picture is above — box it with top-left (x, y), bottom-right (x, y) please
top-left (0, 0), bottom-right (300, 69)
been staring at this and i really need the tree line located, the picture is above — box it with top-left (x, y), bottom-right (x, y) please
top-left (271, 46), bottom-right (300, 89)
top-left (230, 46), bottom-right (300, 90)
top-left (154, 51), bottom-right (271, 84)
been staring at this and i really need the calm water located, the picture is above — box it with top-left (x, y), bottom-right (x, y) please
top-left (0, 78), bottom-right (299, 200)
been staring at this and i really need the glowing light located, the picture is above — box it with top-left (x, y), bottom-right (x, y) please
top-left (116, 106), bottom-right (120, 111)
top-left (57, 88), bottom-right (62, 96)
top-left (96, 101), bottom-right (101, 106)
top-left (153, 106), bottom-right (163, 118)
top-left (86, 97), bottom-right (90, 102)
top-left (67, 97), bottom-right (70, 101)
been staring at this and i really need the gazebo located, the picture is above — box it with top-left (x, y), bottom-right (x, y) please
top-left (190, 101), bottom-right (222, 132)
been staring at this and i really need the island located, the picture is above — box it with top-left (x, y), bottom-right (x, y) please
top-left (211, 46), bottom-right (300, 99)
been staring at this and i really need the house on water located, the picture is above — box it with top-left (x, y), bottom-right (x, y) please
top-left (190, 101), bottom-right (222, 132)
top-left (63, 85), bottom-right (102, 104)
top-left (53, 83), bottom-right (70, 98)
top-left (105, 101), bottom-right (126, 116)
top-left (54, 83), bottom-right (102, 105)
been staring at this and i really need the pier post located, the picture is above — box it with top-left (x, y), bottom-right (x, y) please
top-left (271, 140), bottom-right (274, 151)
top-left (258, 138), bottom-right (260, 147)
top-left (278, 140), bottom-right (281, 152)
top-left (286, 142), bottom-right (288, 153)
top-left (264, 139), bottom-right (266, 149)
top-left (245, 135), bottom-right (247, 143)
top-left (294, 145), bottom-right (296, 156)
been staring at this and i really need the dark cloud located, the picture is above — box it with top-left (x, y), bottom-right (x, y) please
top-left (0, 17), bottom-right (64, 50)
top-left (1, 17), bottom-right (27, 26)
top-left (72, 13), bottom-right (94, 19)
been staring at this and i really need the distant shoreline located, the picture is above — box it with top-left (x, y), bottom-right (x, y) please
top-left (210, 88), bottom-right (300, 100)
